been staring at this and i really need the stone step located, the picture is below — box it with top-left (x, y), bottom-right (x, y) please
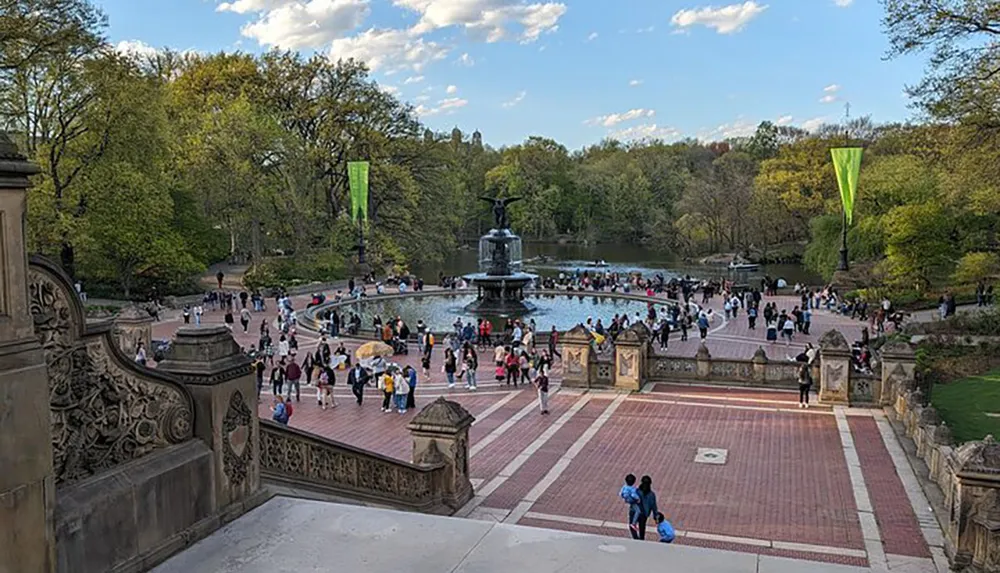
top-left (152, 497), bottom-right (868, 573)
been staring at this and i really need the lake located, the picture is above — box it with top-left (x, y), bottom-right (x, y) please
top-left (412, 243), bottom-right (821, 286)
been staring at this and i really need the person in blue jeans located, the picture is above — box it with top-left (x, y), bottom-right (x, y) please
top-left (619, 474), bottom-right (642, 538)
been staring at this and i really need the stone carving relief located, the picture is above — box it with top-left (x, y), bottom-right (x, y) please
top-left (596, 362), bottom-right (612, 381)
top-left (824, 363), bottom-right (846, 392)
top-left (618, 350), bottom-right (635, 377)
top-left (850, 377), bottom-right (873, 402)
top-left (652, 358), bottom-right (696, 376)
top-left (222, 390), bottom-right (254, 487)
top-left (29, 264), bottom-right (193, 486)
top-left (565, 348), bottom-right (584, 375)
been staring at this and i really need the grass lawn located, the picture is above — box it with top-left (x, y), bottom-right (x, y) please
top-left (932, 369), bottom-right (1000, 444)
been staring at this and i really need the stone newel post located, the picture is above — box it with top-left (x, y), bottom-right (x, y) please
top-left (0, 133), bottom-right (55, 573)
top-left (751, 346), bottom-right (768, 383)
top-left (881, 340), bottom-right (917, 409)
top-left (156, 326), bottom-right (260, 516)
top-left (408, 398), bottom-right (475, 511)
top-left (560, 324), bottom-right (593, 388)
top-left (614, 322), bottom-right (649, 391)
top-left (696, 343), bottom-right (712, 379)
top-left (113, 304), bottom-right (154, 358)
top-left (818, 329), bottom-right (851, 405)
top-left (947, 437), bottom-right (1000, 570)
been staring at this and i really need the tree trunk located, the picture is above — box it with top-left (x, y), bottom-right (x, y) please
top-left (60, 242), bottom-right (76, 279)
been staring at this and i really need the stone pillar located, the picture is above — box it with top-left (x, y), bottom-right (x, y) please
top-left (613, 322), bottom-right (649, 391)
top-left (818, 329), bottom-right (851, 405)
top-left (0, 133), bottom-right (55, 573)
top-left (408, 398), bottom-right (475, 510)
top-left (113, 304), bottom-right (153, 358)
top-left (560, 324), bottom-right (592, 388)
top-left (881, 340), bottom-right (917, 408)
top-left (696, 343), bottom-right (712, 379)
top-left (948, 437), bottom-right (1000, 570)
top-left (751, 346), bottom-right (768, 384)
top-left (156, 326), bottom-right (260, 517)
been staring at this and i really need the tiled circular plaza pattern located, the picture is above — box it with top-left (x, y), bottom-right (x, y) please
top-left (151, 287), bottom-right (942, 571)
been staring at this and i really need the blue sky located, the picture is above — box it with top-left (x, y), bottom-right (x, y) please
top-left (97, 0), bottom-right (925, 149)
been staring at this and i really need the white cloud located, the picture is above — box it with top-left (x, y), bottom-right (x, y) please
top-left (415, 94), bottom-right (430, 102)
top-left (502, 90), bottom-right (527, 108)
top-left (671, 2), bottom-right (767, 34)
top-left (329, 28), bottom-right (449, 72)
top-left (382, 84), bottom-right (400, 95)
top-left (446, 84), bottom-right (458, 94)
top-left (698, 119), bottom-right (757, 140)
top-left (800, 116), bottom-right (827, 132)
top-left (587, 31), bottom-right (598, 41)
top-left (585, 108), bottom-right (655, 127)
top-left (230, 0), bottom-right (370, 50)
top-left (416, 96), bottom-right (468, 116)
top-left (115, 40), bottom-right (160, 58)
top-left (609, 124), bottom-right (681, 141)
top-left (775, 114), bottom-right (793, 126)
top-left (824, 84), bottom-right (840, 93)
top-left (833, 0), bottom-right (853, 6)
top-left (394, 0), bottom-right (567, 43)
top-left (403, 75), bottom-right (425, 84)
top-left (819, 94), bottom-right (838, 104)
top-left (457, 52), bottom-right (475, 66)
top-left (628, 79), bottom-right (643, 87)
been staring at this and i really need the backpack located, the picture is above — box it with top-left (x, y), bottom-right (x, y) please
top-left (284, 402), bottom-right (293, 418)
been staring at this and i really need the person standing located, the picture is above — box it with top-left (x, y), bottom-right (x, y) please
top-left (216, 270), bottom-right (225, 289)
top-left (254, 357), bottom-right (266, 398)
top-left (748, 305), bottom-right (757, 330)
top-left (194, 304), bottom-right (203, 326)
top-left (270, 361), bottom-right (285, 397)
top-left (394, 370), bottom-right (410, 414)
top-left (548, 326), bottom-right (561, 359)
top-left (135, 341), bottom-right (147, 366)
top-left (285, 356), bottom-right (302, 402)
top-left (378, 368), bottom-right (395, 413)
top-left (798, 362), bottom-right (813, 408)
top-left (348, 363), bottom-right (369, 406)
top-left (697, 312), bottom-right (710, 340)
top-left (240, 307), bottom-right (251, 333)
top-left (463, 343), bottom-right (478, 391)
top-left (444, 347), bottom-right (458, 389)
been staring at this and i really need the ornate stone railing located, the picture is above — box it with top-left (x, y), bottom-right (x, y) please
top-left (649, 349), bottom-right (805, 389)
top-left (259, 420), bottom-right (454, 514)
top-left (28, 256), bottom-right (195, 487)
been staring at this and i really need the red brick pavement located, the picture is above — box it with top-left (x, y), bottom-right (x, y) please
top-left (848, 416), bottom-right (931, 558)
top-left (528, 399), bottom-right (864, 550)
top-left (468, 389), bottom-right (536, 446)
top-left (470, 393), bottom-right (577, 481)
top-left (481, 399), bottom-right (605, 509)
top-left (513, 518), bottom-right (870, 568)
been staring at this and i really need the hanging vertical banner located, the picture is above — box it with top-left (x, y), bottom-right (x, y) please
top-left (830, 147), bottom-right (863, 225)
top-left (348, 161), bottom-right (370, 224)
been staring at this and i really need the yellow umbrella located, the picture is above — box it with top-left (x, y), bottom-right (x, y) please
top-left (355, 341), bottom-right (394, 360)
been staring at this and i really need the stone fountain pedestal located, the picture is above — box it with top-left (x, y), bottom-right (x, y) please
top-left (463, 228), bottom-right (536, 315)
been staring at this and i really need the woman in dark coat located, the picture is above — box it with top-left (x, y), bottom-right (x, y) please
top-left (636, 475), bottom-right (659, 541)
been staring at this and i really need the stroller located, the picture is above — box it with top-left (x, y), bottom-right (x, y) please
top-left (390, 336), bottom-right (409, 355)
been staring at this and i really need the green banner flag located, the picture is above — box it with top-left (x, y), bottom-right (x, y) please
top-left (348, 161), bottom-right (369, 224)
top-left (830, 147), bottom-right (863, 225)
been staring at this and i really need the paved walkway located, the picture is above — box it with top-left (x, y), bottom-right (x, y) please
top-left (153, 497), bottom-right (869, 573)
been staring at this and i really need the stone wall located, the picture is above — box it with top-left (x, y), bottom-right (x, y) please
top-left (880, 340), bottom-right (1000, 573)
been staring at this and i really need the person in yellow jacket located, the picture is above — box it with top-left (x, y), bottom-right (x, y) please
top-left (378, 368), bottom-right (395, 413)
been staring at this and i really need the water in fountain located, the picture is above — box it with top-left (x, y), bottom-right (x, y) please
top-left (463, 228), bottom-right (537, 314)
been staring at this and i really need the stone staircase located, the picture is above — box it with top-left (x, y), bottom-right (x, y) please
top-left (151, 497), bottom-right (869, 573)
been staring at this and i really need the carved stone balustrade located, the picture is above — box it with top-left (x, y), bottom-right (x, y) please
top-left (408, 397), bottom-right (475, 511)
top-left (614, 322), bottom-right (649, 391)
top-left (947, 436), bottom-right (1000, 571)
top-left (560, 324), bottom-right (594, 388)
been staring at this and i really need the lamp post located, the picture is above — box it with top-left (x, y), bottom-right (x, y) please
top-left (837, 103), bottom-right (851, 272)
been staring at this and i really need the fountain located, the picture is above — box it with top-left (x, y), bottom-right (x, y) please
top-left (462, 196), bottom-right (537, 314)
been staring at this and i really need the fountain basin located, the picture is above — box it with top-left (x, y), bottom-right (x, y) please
top-left (462, 271), bottom-right (537, 313)
top-left (299, 290), bottom-right (681, 334)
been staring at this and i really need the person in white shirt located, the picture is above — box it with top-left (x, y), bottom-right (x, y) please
top-left (194, 305), bottom-right (203, 326)
top-left (135, 342), bottom-right (147, 366)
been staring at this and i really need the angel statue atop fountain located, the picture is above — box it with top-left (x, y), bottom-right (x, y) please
top-left (479, 196), bottom-right (523, 230)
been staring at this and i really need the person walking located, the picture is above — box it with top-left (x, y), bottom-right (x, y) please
top-left (405, 364), bottom-right (417, 410)
top-left (270, 360), bottom-right (286, 397)
top-left (534, 351), bottom-right (550, 415)
top-left (240, 307), bottom-right (251, 333)
top-left (285, 356), bottom-right (302, 402)
top-left (636, 476), bottom-right (659, 541)
top-left (798, 362), bottom-right (813, 408)
top-left (348, 362), bottom-right (369, 406)
top-left (254, 357), bottom-right (266, 398)
top-left (548, 326), bottom-right (561, 360)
